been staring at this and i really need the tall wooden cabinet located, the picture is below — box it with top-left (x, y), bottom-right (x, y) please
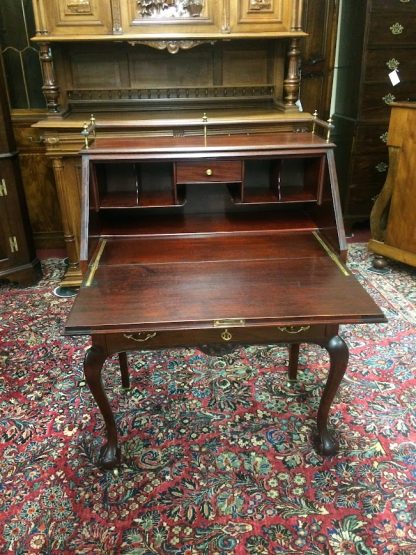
top-left (0, 59), bottom-right (41, 285)
top-left (30, 0), bottom-right (335, 288)
top-left (332, 0), bottom-right (416, 232)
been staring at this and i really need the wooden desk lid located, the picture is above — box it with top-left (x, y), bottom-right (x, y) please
top-left (65, 233), bottom-right (385, 335)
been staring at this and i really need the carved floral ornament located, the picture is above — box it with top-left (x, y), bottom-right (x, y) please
top-left (66, 0), bottom-right (93, 14)
top-left (136, 0), bottom-right (204, 18)
top-left (249, 0), bottom-right (272, 10)
top-left (128, 39), bottom-right (211, 53)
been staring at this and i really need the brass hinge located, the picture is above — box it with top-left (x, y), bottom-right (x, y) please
top-left (9, 236), bottom-right (19, 253)
top-left (0, 178), bottom-right (7, 196)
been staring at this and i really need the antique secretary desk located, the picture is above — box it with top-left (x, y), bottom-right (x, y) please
top-left (31, 0), bottom-right (385, 469)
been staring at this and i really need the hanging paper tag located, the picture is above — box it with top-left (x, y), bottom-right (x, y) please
top-left (295, 99), bottom-right (303, 112)
top-left (389, 70), bottom-right (400, 86)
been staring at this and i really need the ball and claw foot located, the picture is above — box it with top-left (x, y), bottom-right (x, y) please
top-left (372, 255), bottom-right (388, 271)
top-left (97, 443), bottom-right (121, 470)
top-left (315, 429), bottom-right (338, 456)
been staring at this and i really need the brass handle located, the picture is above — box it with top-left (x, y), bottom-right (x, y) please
top-left (124, 332), bottom-right (157, 342)
top-left (221, 329), bottom-right (232, 341)
top-left (206, 168), bottom-right (213, 176)
top-left (277, 325), bottom-right (310, 334)
top-left (390, 22), bottom-right (403, 35)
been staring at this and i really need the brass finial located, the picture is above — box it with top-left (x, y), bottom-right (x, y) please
top-left (326, 116), bottom-right (333, 143)
top-left (312, 110), bottom-right (318, 135)
top-left (202, 112), bottom-right (208, 146)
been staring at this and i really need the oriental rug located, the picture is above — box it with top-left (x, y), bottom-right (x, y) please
top-left (0, 245), bottom-right (415, 554)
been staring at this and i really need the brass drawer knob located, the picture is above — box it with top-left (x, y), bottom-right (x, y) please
top-left (221, 329), bottom-right (232, 341)
top-left (206, 168), bottom-right (213, 176)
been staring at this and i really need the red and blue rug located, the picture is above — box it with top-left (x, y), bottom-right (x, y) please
top-left (0, 245), bottom-right (415, 554)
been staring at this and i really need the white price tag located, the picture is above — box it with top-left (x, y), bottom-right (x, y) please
top-left (295, 99), bottom-right (303, 112)
top-left (389, 70), bottom-right (400, 86)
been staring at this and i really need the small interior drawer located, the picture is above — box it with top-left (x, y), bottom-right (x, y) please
top-left (175, 160), bottom-right (243, 184)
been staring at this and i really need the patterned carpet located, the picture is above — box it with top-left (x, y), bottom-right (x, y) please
top-left (0, 245), bottom-right (415, 554)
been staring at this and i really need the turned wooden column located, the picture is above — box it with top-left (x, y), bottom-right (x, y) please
top-left (283, 38), bottom-right (301, 111)
top-left (38, 42), bottom-right (61, 116)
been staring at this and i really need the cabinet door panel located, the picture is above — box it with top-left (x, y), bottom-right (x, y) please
top-left (41, 0), bottom-right (113, 35)
top-left (367, 12), bottom-right (416, 46)
top-left (120, 0), bottom-right (221, 35)
top-left (229, 0), bottom-right (293, 34)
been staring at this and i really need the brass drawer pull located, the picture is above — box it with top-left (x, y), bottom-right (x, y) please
top-left (390, 22), bottom-right (403, 35)
top-left (206, 168), bottom-right (213, 176)
top-left (124, 332), bottom-right (157, 342)
top-left (277, 325), bottom-right (310, 334)
top-left (221, 329), bottom-right (233, 341)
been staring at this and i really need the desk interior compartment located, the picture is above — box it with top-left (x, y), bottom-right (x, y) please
top-left (235, 155), bottom-right (325, 205)
top-left (90, 161), bottom-right (184, 209)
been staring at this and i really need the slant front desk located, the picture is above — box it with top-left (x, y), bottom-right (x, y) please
top-left (65, 123), bottom-right (385, 469)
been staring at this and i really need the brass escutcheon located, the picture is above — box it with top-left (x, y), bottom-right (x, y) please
top-left (206, 168), bottom-right (213, 176)
top-left (124, 332), bottom-right (157, 342)
top-left (221, 329), bottom-right (233, 341)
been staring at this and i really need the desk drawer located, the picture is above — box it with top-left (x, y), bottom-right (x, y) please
top-left (175, 161), bottom-right (243, 184)
top-left (105, 324), bottom-right (332, 354)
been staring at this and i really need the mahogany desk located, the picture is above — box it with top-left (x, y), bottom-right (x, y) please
top-left (64, 129), bottom-right (385, 469)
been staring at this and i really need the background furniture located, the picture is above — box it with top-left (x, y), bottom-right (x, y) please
top-left (1, 1), bottom-right (338, 254)
top-left (0, 57), bottom-right (41, 285)
top-left (25, 0), bottom-right (340, 287)
top-left (0, 1), bottom-right (62, 251)
top-left (369, 101), bottom-right (416, 267)
top-left (332, 0), bottom-right (416, 233)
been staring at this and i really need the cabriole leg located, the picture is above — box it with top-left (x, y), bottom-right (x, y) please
top-left (316, 335), bottom-right (349, 456)
top-left (119, 352), bottom-right (130, 389)
top-left (288, 343), bottom-right (300, 381)
top-left (84, 345), bottom-right (121, 469)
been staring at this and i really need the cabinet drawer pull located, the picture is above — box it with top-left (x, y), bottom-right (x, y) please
top-left (277, 325), bottom-right (310, 334)
top-left (390, 22), bottom-right (404, 35)
top-left (221, 329), bottom-right (233, 341)
top-left (206, 168), bottom-right (213, 176)
top-left (124, 332), bottom-right (157, 342)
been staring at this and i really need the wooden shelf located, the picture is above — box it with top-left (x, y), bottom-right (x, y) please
top-left (99, 190), bottom-right (184, 209)
top-left (232, 187), bottom-right (317, 205)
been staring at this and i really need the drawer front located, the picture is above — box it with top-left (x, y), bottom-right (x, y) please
top-left (106, 324), bottom-right (330, 354)
top-left (367, 12), bottom-right (416, 46)
top-left (344, 154), bottom-right (389, 217)
top-left (359, 82), bottom-right (416, 121)
top-left (345, 183), bottom-right (382, 218)
top-left (175, 161), bottom-right (243, 184)
top-left (371, 1), bottom-right (416, 12)
top-left (350, 154), bottom-right (389, 186)
top-left (363, 48), bottom-right (416, 83)
top-left (354, 126), bottom-right (390, 154)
